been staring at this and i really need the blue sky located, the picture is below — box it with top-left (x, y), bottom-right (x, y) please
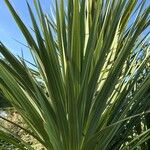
top-left (0, 0), bottom-right (52, 61)
top-left (0, 0), bottom-right (149, 61)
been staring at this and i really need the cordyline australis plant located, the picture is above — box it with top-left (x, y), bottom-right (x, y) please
top-left (0, 0), bottom-right (150, 149)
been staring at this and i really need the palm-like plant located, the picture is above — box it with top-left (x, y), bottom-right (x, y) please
top-left (0, 0), bottom-right (150, 149)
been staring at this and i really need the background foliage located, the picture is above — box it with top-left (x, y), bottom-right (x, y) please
top-left (0, 108), bottom-right (44, 149)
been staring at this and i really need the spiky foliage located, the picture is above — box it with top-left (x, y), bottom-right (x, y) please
top-left (0, 0), bottom-right (150, 149)
top-left (0, 89), bottom-right (11, 108)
